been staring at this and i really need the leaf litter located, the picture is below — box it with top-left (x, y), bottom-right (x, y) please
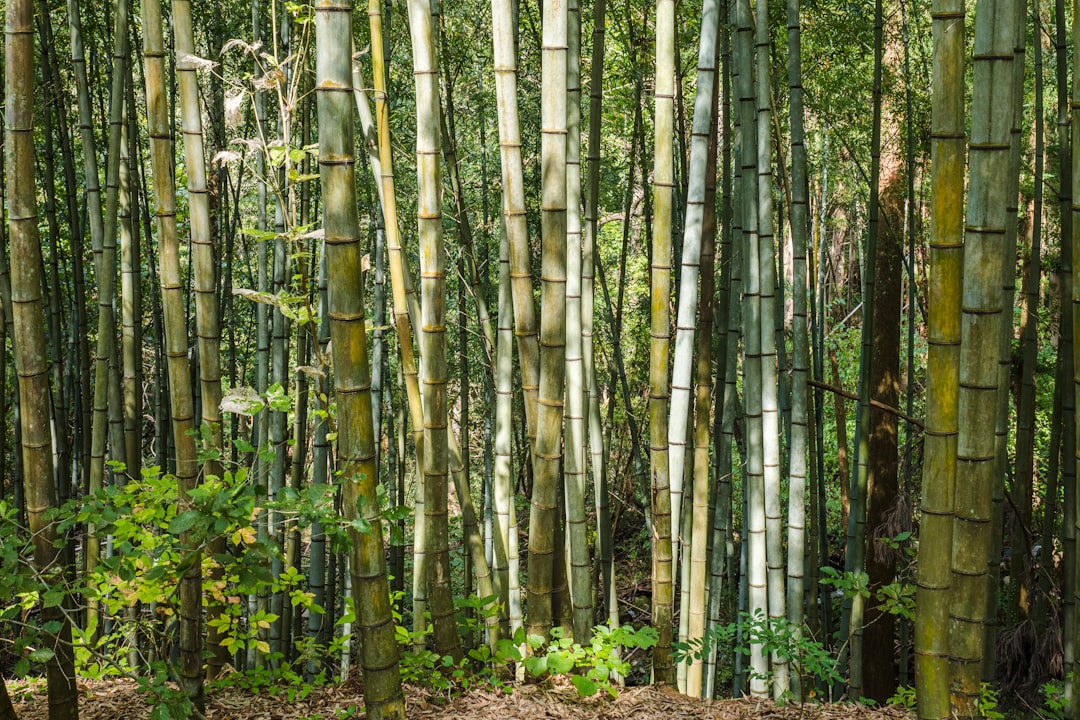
top-left (7, 676), bottom-right (916, 720)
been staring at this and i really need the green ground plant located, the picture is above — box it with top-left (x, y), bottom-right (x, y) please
top-left (521, 624), bottom-right (659, 697)
top-left (672, 610), bottom-right (841, 701)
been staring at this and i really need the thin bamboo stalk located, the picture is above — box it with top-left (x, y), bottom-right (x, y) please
top-left (564, 0), bottom-right (594, 645)
top-left (141, 0), bottom-right (204, 704)
top-left (650, 0), bottom-right (677, 682)
top-left (527, 0), bottom-right (570, 641)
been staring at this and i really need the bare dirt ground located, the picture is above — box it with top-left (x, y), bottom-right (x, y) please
top-left (8, 677), bottom-right (917, 720)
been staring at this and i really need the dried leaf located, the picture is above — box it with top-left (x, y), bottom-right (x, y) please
top-left (178, 52), bottom-right (218, 70)
top-left (232, 287), bottom-right (277, 305)
top-left (212, 150), bottom-right (243, 167)
top-left (220, 386), bottom-right (265, 416)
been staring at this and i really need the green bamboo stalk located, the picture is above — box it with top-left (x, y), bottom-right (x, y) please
top-left (64, 0), bottom-right (100, 495)
top-left (786, 0), bottom-right (811, 696)
top-left (705, 11), bottom-right (737, 696)
top-left (986, 2), bottom-right (1027, 678)
top-left (1006, 0), bottom-right (1041, 626)
top-left (752, 0), bottom-right (788, 696)
top-left (252, 0), bottom-right (272, 667)
top-left (407, 0), bottom-right (461, 660)
top-left (914, 0), bottom-right (965, 709)
top-left (361, 0), bottom-right (431, 639)
top-left (949, 0), bottom-right (1018, 711)
top-left (268, 6), bottom-right (294, 659)
top-left (490, 0), bottom-right (540, 442)
top-left (669, 0), bottom-right (721, 591)
top-left (82, 0), bottom-right (131, 641)
top-left (494, 220), bottom-right (514, 629)
top-left (734, 0), bottom-right (768, 695)
top-left (171, 0), bottom-right (228, 673)
top-left (650, 0), bottom-right (677, 683)
top-left (527, 0), bottom-right (570, 641)
top-left (315, 2), bottom-right (405, 714)
top-left (119, 81), bottom-right (142, 490)
top-left (34, 8), bottom-right (72, 523)
top-left (898, 0), bottom-right (918, 685)
top-left (488, 0), bottom-right (533, 628)
top-left (582, 0), bottom-right (615, 636)
top-left (7, 2), bottom-right (79, 715)
top-left (308, 248), bottom-right (331, 677)
top-left (432, 59), bottom-right (501, 647)
top-left (686, 32), bottom-right (721, 698)
top-left (141, 0), bottom-right (204, 704)
top-left (564, 0), bottom-right (594, 645)
top-left (673, 0), bottom-right (722, 694)
top-left (841, 0), bottom-right (888, 695)
top-left (1053, 0), bottom-right (1075, 695)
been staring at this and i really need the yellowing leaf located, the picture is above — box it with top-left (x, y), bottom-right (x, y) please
top-left (232, 526), bottom-right (257, 546)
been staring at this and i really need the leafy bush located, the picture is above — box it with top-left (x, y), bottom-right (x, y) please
top-left (392, 615), bottom-right (657, 699)
top-left (521, 624), bottom-right (658, 697)
top-left (672, 610), bottom-right (841, 693)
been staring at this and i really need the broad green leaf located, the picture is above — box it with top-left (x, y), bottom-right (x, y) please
top-left (41, 588), bottom-right (64, 608)
top-left (169, 510), bottom-right (201, 535)
top-left (547, 651), bottom-right (575, 674)
top-left (495, 638), bottom-right (522, 662)
top-left (524, 655), bottom-right (547, 677)
top-left (240, 228), bottom-right (276, 242)
top-left (570, 675), bottom-right (599, 697)
top-left (28, 647), bottom-right (55, 663)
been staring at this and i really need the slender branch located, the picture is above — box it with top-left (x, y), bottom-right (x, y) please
top-left (806, 378), bottom-right (924, 428)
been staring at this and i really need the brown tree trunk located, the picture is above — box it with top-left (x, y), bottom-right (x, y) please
top-left (830, 351), bottom-right (851, 533)
top-left (0, 675), bottom-right (17, 720)
top-left (862, 172), bottom-right (904, 703)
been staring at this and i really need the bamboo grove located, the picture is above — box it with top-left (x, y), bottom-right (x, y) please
top-left (2, 0), bottom-right (1080, 718)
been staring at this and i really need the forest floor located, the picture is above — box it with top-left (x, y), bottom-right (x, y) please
top-left (8, 676), bottom-right (917, 720)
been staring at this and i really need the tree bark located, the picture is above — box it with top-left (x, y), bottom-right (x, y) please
top-left (863, 175), bottom-right (904, 703)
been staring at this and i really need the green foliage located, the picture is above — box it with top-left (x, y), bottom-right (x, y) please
top-left (1040, 679), bottom-right (1067, 720)
top-left (887, 685), bottom-right (916, 711)
top-left (392, 601), bottom-right (513, 696)
top-left (389, 613), bottom-right (656, 700)
top-left (673, 611), bottom-right (841, 692)
top-left (454, 592), bottom-right (501, 644)
top-left (37, 422), bottom-right (381, 715)
top-left (139, 668), bottom-right (196, 720)
top-left (875, 581), bottom-right (915, 621)
top-left (522, 624), bottom-right (658, 698)
top-left (819, 567), bottom-right (870, 601)
top-left (212, 658), bottom-right (318, 702)
top-left (978, 683), bottom-right (1005, 720)
top-left (0, 501), bottom-right (76, 679)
